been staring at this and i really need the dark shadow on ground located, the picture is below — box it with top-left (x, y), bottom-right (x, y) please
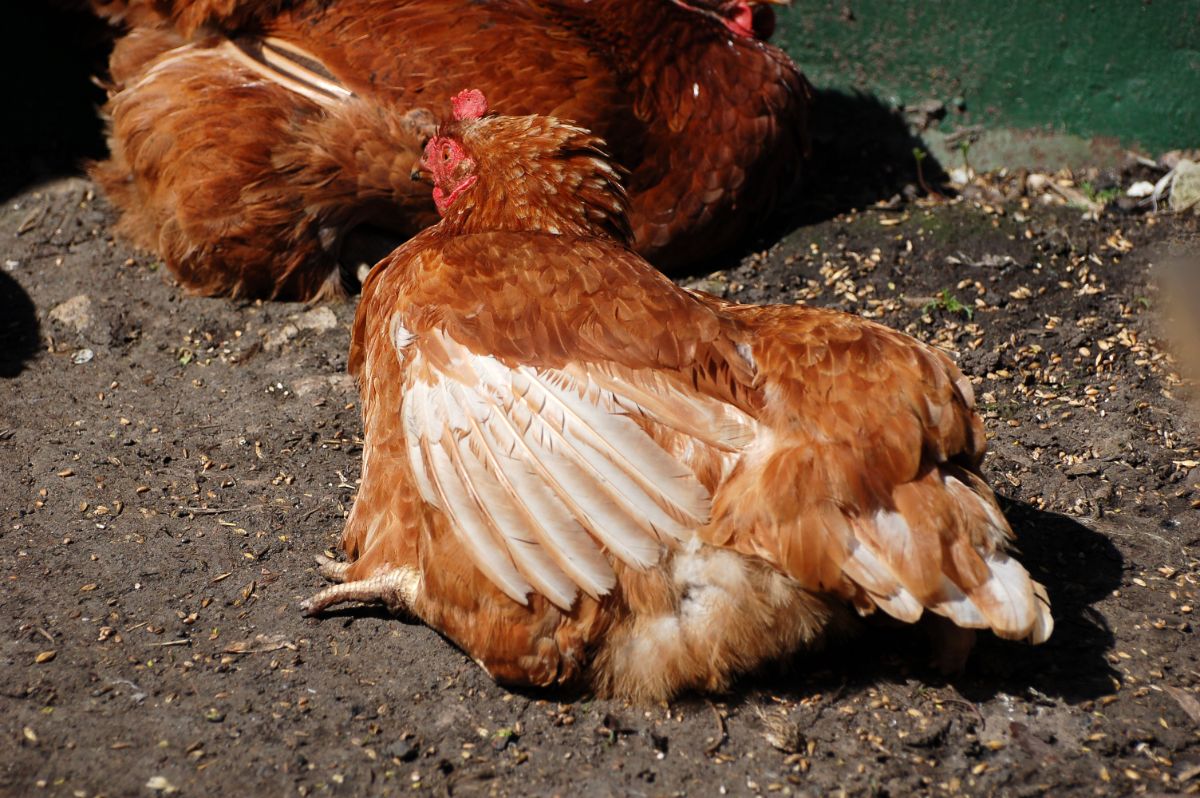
top-left (693, 88), bottom-right (950, 277)
top-left (313, 604), bottom-right (413, 626)
top-left (745, 499), bottom-right (1121, 705)
top-left (0, 0), bottom-right (111, 200)
top-left (0, 272), bottom-right (40, 378)
top-left (793, 88), bottom-right (949, 223)
top-left (960, 497), bottom-right (1123, 701)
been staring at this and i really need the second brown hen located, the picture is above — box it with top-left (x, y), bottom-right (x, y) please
top-left (91, 0), bottom-right (809, 299)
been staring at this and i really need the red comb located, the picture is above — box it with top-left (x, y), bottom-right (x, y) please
top-left (451, 89), bottom-right (488, 121)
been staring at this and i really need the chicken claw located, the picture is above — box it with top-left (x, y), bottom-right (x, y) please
top-left (313, 553), bottom-right (351, 582)
top-left (301, 564), bottom-right (421, 617)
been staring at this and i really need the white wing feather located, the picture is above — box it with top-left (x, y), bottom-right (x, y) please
top-left (400, 328), bottom-right (715, 607)
top-left (416, 390), bottom-right (533, 604)
top-left (517, 368), bottom-right (710, 529)
top-left (469, 399), bottom-right (617, 599)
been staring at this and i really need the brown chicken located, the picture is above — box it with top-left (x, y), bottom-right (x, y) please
top-left (302, 92), bottom-right (1053, 701)
top-left (90, 0), bottom-right (808, 300)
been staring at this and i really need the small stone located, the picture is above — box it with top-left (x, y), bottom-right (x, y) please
top-left (49, 295), bottom-right (92, 332)
top-left (263, 323), bottom-right (299, 351)
top-left (145, 776), bottom-right (177, 794)
top-left (293, 373), bottom-right (356, 397)
top-left (295, 306), bottom-right (338, 333)
top-left (71, 349), bottom-right (94, 365)
top-left (291, 376), bottom-right (327, 397)
top-left (1168, 159), bottom-right (1200, 214)
top-left (386, 739), bottom-right (419, 762)
top-left (1126, 181), bottom-right (1155, 198)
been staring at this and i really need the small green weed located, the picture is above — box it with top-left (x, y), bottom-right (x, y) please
top-left (923, 289), bottom-right (974, 320)
top-left (1080, 181), bottom-right (1121, 205)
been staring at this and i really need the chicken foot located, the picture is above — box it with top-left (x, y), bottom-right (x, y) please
top-left (301, 554), bottom-right (422, 617)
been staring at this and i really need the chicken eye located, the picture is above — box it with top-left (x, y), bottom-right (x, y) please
top-left (441, 145), bottom-right (453, 163)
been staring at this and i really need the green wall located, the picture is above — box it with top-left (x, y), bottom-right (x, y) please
top-left (776, 1), bottom-right (1200, 154)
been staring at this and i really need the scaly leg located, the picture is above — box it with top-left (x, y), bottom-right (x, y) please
top-left (301, 555), bottom-right (421, 617)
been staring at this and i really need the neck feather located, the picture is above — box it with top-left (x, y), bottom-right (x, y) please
top-left (439, 116), bottom-right (634, 245)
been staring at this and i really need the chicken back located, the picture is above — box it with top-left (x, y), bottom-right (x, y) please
top-left (302, 92), bottom-right (1052, 702)
top-left (90, 0), bottom-right (809, 300)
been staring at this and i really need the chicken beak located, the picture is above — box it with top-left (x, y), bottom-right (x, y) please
top-left (410, 159), bottom-right (433, 184)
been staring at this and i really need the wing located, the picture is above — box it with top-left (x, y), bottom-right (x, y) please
top-left (398, 327), bottom-right (715, 610)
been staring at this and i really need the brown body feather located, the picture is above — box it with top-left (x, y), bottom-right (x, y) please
top-left (90, 0), bottom-right (809, 299)
top-left (303, 108), bottom-right (1052, 701)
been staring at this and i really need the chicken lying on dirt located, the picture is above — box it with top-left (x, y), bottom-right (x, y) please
top-left (90, 0), bottom-right (808, 300)
top-left (303, 91), bottom-right (1052, 702)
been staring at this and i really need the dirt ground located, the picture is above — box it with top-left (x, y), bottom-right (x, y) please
top-left (1, 12), bottom-right (1199, 786)
top-left (1, 162), bottom-right (1198, 798)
